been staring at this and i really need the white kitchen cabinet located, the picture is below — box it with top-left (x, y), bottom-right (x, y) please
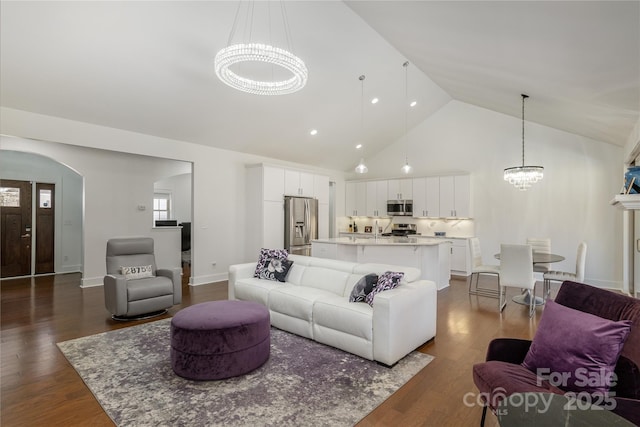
top-left (387, 178), bottom-right (413, 200)
top-left (345, 182), bottom-right (366, 216)
top-left (448, 238), bottom-right (471, 276)
top-left (453, 175), bottom-right (470, 217)
top-left (366, 180), bottom-right (388, 217)
top-left (439, 175), bottom-right (471, 217)
top-left (246, 164), bottom-right (330, 260)
top-left (263, 165), bottom-right (285, 202)
top-left (413, 177), bottom-right (440, 217)
top-left (285, 170), bottom-right (314, 197)
top-left (311, 241), bottom-right (337, 259)
top-left (263, 200), bottom-right (284, 249)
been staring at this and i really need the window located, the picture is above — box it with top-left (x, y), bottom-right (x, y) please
top-left (0, 187), bottom-right (20, 207)
top-left (39, 189), bottom-right (52, 208)
top-left (153, 192), bottom-right (171, 221)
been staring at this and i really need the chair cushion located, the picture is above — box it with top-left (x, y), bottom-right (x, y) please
top-left (522, 300), bottom-right (632, 394)
top-left (472, 265), bottom-right (500, 274)
top-left (127, 276), bottom-right (173, 301)
top-left (473, 361), bottom-right (565, 409)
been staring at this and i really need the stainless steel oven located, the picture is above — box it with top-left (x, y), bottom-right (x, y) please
top-left (387, 200), bottom-right (413, 216)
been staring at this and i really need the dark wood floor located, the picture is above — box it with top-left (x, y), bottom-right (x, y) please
top-left (1, 271), bottom-right (550, 426)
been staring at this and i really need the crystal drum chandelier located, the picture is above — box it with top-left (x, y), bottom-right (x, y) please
top-left (504, 94), bottom-right (544, 190)
top-left (214, 2), bottom-right (308, 96)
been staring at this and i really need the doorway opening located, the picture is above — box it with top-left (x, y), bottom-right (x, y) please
top-left (1, 179), bottom-right (56, 278)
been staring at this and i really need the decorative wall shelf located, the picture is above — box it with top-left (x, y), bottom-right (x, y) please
top-left (610, 194), bottom-right (640, 210)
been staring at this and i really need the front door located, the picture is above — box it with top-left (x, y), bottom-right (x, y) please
top-left (1, 179), bottom-right (32, 278)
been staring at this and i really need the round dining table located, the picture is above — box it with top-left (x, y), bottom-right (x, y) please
top-left (494, 252), bottom-right (565, 306)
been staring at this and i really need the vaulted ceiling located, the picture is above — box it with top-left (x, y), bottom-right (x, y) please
top-left (1, 1), bottom-right (638, 171)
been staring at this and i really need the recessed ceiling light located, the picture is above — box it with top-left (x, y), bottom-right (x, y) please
top-left (410, 101), bottom-right (417, 107)
top-left (371, 98), bottom-right (379, 104)
top-left (356, 144), bottom-right (363, 149)
top-left (310, 129), bottom-right (318, 136)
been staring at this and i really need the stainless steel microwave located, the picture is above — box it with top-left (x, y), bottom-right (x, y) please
top-left (387, 200), bottom-right (413, 216)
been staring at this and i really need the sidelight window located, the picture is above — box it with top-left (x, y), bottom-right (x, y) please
top-left (39, 189), bottom-right (52, 208)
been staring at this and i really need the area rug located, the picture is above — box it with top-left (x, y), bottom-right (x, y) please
top-left (58, 318), bottom-right (433, 426)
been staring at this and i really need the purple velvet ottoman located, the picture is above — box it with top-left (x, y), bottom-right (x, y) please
top-left (170, 300), bottom-right (270, 380)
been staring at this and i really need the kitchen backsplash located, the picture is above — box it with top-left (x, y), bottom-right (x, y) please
top-left (337, 217), bottom-right (475, 237)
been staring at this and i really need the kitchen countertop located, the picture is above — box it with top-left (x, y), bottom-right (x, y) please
top-left (337, 233), bottom-right (474, 239)
top-left (312, 237), bottom-right (450, 246)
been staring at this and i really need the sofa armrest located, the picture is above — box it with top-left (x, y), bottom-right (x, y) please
top-left (486, 338), bottom-right (532, 364)
top-left (104, 274), bottom-right (128, 316)
top-left (157, 267), bottom-right (182, 304)
top-left (372, 280), bottom-right (437, 366)
top-left (228, 262), bottom-right (258, 300)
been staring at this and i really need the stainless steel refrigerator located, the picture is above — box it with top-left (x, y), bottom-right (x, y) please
top-left (284, 196), bottom-right (318, 256)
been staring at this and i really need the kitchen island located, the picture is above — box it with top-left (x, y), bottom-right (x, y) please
top-left (311, 236), bottom-right (451, 290)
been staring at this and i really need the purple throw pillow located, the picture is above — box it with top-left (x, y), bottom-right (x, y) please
top-left (254, 248), bottom-right (288, 278)
top-left (365, 271), bottom-right (404, 307)
top-left (522, 299), bottom-right (632, 395)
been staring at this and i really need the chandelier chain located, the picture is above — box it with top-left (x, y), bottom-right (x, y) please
top-left (281, 1), bottom-right (294, 54)
top-left (227, 0), bottom-right (243, 46)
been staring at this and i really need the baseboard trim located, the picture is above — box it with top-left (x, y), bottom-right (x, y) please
top-left (81, 277), bottom-right (103, 288)
top-left (189, 272), bottom-right (228, 286)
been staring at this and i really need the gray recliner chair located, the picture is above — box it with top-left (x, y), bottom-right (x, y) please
top-left (104, 237), bottom-right (182, 320)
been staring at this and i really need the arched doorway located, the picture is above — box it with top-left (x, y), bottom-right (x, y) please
top-left (0, 150), bottom-right (83, 278)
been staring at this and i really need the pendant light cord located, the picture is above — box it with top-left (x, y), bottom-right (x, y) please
top-left (521, 93), bottom-right (528, 167)
top-left (404, 61), bottom-right (409, 162)
top-left (360, 75), bottom-right (365, 147)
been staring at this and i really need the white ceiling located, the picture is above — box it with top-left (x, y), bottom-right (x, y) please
top-left (1, 1), bottom-right (638, 172)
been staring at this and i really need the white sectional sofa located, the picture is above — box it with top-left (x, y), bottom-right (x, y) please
top-left (228, 254), bottom-right (437, 366)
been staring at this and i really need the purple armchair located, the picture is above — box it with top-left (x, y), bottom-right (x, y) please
top-left (473, 281), bottom-right (640, 426)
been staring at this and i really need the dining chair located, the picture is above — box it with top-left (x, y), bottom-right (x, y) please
top-left (468, 238), bottom-right (500, 298)
top-left (542, 242), bottom-right (587, 300)
top-left (526, 237), bottom-right (551, 274)
top-left (499, 244), bottom-right (537, 317)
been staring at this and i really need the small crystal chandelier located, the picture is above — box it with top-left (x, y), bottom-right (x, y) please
top-left (401, 61), bottom-right (412, 174)
top-left (355, 75), bottom-right (368, 174)
top-left (504, 94), bottom-right (544, 190)
top-left (214, 1), bottom-right (308, 96)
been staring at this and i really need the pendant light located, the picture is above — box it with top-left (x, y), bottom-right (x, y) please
top-left (214, 1), bottom-right (308, 96)
top-left (355, 75), bottom-right (368, 174)
top-left (401, 61), bottom-right (412, 174)
top-left (503, 94), bottom-right (544, 190)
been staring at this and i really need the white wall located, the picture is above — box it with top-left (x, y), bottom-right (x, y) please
top-left (346, 100), bottom-right (624, 289)
top-left (0, 107), bottom-right (346, 286)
